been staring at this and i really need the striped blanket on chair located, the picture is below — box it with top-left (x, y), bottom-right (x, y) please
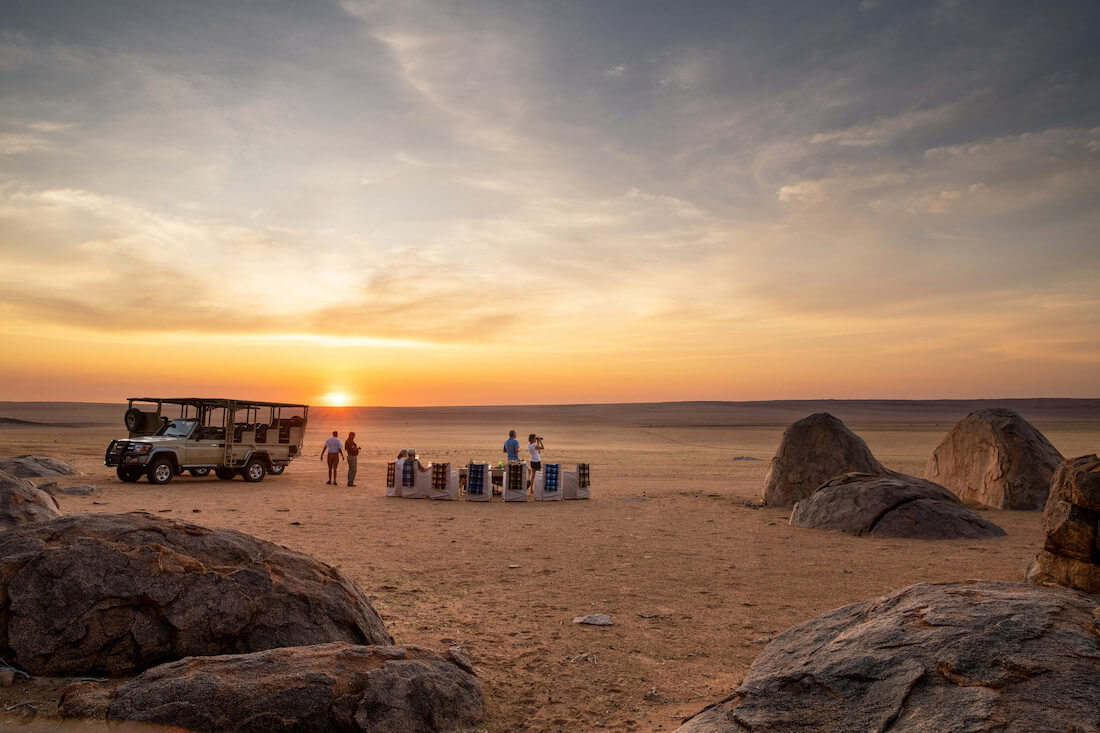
top-left (402, 460), bottom-right (416, 487)
top-left (467, 464), bottom-right (487, 496)
top-left (544, 463), bottom-right (560, 493)
top-left (386, 462), bottom-right (396, 488)
top-left (507, 462), bottom-right (523, 489)
top-left (431, 463), bottom-right (451, 492)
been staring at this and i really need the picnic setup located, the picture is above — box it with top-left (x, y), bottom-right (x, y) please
top-left (386, 460), bottom-right (591, 501)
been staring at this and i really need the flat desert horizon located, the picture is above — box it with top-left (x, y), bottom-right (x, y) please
top-left (1, 398), bottom-right (1097, 731)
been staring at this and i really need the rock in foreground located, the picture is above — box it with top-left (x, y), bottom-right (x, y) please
top-left (0, 455), bottom-right (78, 478)
top-left (925, 408), bottom-right (1063, 509)
top-left (60, 642), bottom-right (483, 733)
top-left (762, 413), bottom-right (887, 506)
top-left (789, 472), bottom-right (1005, 539)
top-left (0, 470), bottom-right (62, 529)
top-left (1026, 454), bottom-right (1100, 593)
top-left (0, 513), bottom-right (392, 675)
top-left (54, 484), bottom-right (102, 496)
top-left (678, 581), bottom-right (1099, 732)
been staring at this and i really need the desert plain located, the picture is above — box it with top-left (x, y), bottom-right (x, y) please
top-left (0, 398), bottom-right (1098, 732)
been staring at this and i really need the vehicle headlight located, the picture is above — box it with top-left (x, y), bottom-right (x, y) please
top-left (131, 444), bottom-right (152, 454)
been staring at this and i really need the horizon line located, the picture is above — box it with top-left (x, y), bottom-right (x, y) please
top-left (2, 396), bottom-right (1099, 409)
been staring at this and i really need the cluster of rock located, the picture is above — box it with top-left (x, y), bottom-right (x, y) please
top-left (789, 472), bottom-right (1004, 539)
top-left (1026, 454), bottom-right (1100, 593)
top-left (765, 408), bottom-right (1065, 514)
top-left (761, 413), bottom-right (886, 507)
top-left (0, 455), bottom-right (78, 478)
top-left (0, 456), bottom-right (79, 531)
top-left (0, 470), bottom-right (61, 529)
top-left (681, 409), bottom-right (1098, 731)
top-left (42, 482), bottom-right (101, 496)
top-left (60, 642), bottom-right (483, 732)
top-left (763, 413), bottom-right (1005, 539)
top-left (925, 408), bottom-right (1063, 510)
top-left (677, 581), bottom-right (1099, 732)
top-left (0, 510), bottom-right (483, 730)
top-left (0, 512), bottom-right (393, 675)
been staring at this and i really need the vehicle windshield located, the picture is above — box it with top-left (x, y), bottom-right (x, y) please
top-left (161, 419), bottom-right (197, 438)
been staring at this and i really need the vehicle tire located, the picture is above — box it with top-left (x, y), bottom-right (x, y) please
top-left (241, 459), bottom-right (266, 483)
top-left (117, 466), bottom-right (143, 482)
top-left (268, 464), bottom-right (285, 476)
top-left (189, 468), bottom-right (211, 477)
top-left (124, 408), bottom-right (143, 432)
top-left (214, 468), bottom-right (236, 480)
top-left (146, 458), bottom-right (174, 485)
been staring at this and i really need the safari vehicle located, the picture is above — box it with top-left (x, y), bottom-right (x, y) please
top-left (105, 398), bottom-right (309, 485)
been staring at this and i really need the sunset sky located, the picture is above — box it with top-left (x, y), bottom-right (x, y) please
top-left (1, 0), bottom-right (1097, 405)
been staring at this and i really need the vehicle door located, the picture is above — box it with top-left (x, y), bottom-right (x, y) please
top-left (187, 411), bottom-right (226, 467)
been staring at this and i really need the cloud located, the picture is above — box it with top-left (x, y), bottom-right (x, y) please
top-left (0, 133), bottom-right (51, 154)
top-left (809, 103), bottom-right (961, 146)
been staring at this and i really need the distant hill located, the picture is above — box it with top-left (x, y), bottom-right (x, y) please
top-left (2, 398), bottom-right (1097, 429)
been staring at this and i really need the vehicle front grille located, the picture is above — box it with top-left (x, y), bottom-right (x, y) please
top-left (105, 440), bottom-right (131, 466)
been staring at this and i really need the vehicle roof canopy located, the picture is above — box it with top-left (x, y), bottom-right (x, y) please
top-left (128, 398), bottom-right (309, 409)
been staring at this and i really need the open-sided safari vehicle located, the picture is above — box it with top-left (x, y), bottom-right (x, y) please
top-left (105, 398), bottom-right (309, 484)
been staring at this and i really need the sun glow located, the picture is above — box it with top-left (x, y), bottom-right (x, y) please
top-left (320, 391), bottom-right (353, 407)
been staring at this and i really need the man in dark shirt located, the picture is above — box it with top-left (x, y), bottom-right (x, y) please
top-left (346, 431), bottom-right (360, 487)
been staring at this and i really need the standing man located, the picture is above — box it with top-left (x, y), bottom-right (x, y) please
top-left (345, 431), bottom-right (360, 487)
top-left (503, 429), bottom-right (520, 462)
top-left (320, 430), bottom-right (343, 485)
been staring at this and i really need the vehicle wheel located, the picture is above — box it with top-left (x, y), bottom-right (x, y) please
top-left (214, 468), bottom-right (236, 480)
top-left (124, 408), bottom-right (143, 432)
top-left (117, 466), bottom-right (143, 482)
top-left (269, 464), bottom-right (285, 476)
top-left (146, 458), bottom-right (174, 485)
top-left (241, 459), bottom-right (266, 483)
top-left (189, 468), bottom-right (211, 477)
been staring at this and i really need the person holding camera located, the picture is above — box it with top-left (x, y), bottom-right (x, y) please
top-left (527, 434), bottom-right (544, 491)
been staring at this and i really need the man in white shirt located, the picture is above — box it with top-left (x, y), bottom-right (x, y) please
top-left (319, 430), bottom-right (344, 485)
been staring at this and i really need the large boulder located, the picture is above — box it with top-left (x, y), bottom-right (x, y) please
top-left (0, 455), bottom-right (78, 478)
top-left (789, 472), bottom-right (1005, 539)
top-left (1026, 454), bottom-right (1100, 593)
top-left (925, 408), bottom-right (1063, 509)
top-left (0, 470), bottom-right (62, 529)
top-left (0, 513), bottom-right (392, 675)
top-left (677, 581), bottom-right (1100, 732)
top-left (762, 413), bottom-right (887, 506)
top-left (60, 642), bottom-right (484, 732)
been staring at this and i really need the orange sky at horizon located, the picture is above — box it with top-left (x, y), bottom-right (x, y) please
top-left (2, 319), bottom-right (1096, 406)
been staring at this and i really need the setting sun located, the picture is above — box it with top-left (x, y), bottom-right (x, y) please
top-left (320, 391), bottom-right (353, 407)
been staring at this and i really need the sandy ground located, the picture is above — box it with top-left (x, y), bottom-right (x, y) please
top-left (0, 400), bottom-right (1097, 731)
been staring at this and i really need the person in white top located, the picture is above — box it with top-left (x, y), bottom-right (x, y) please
top-left (527, 434), bottom-right (544, 490)
top-left (319, 430), bottom-right (343, 485)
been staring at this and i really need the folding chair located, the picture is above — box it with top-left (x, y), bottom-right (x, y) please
top-left (465, 463), bottom-right (491, 502)
top-left (399, 460), bottom-right (424, 498)
top-left (428, 462), bottom-right (459, 500)
top-left (564, 462), bottom-right (591, 499)
top-left (533, 463), bottom-right (563, 501)
top-left (385, 462), bottom-right (400, 497)
top-left (503, 461), bottom-right (528, 502)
